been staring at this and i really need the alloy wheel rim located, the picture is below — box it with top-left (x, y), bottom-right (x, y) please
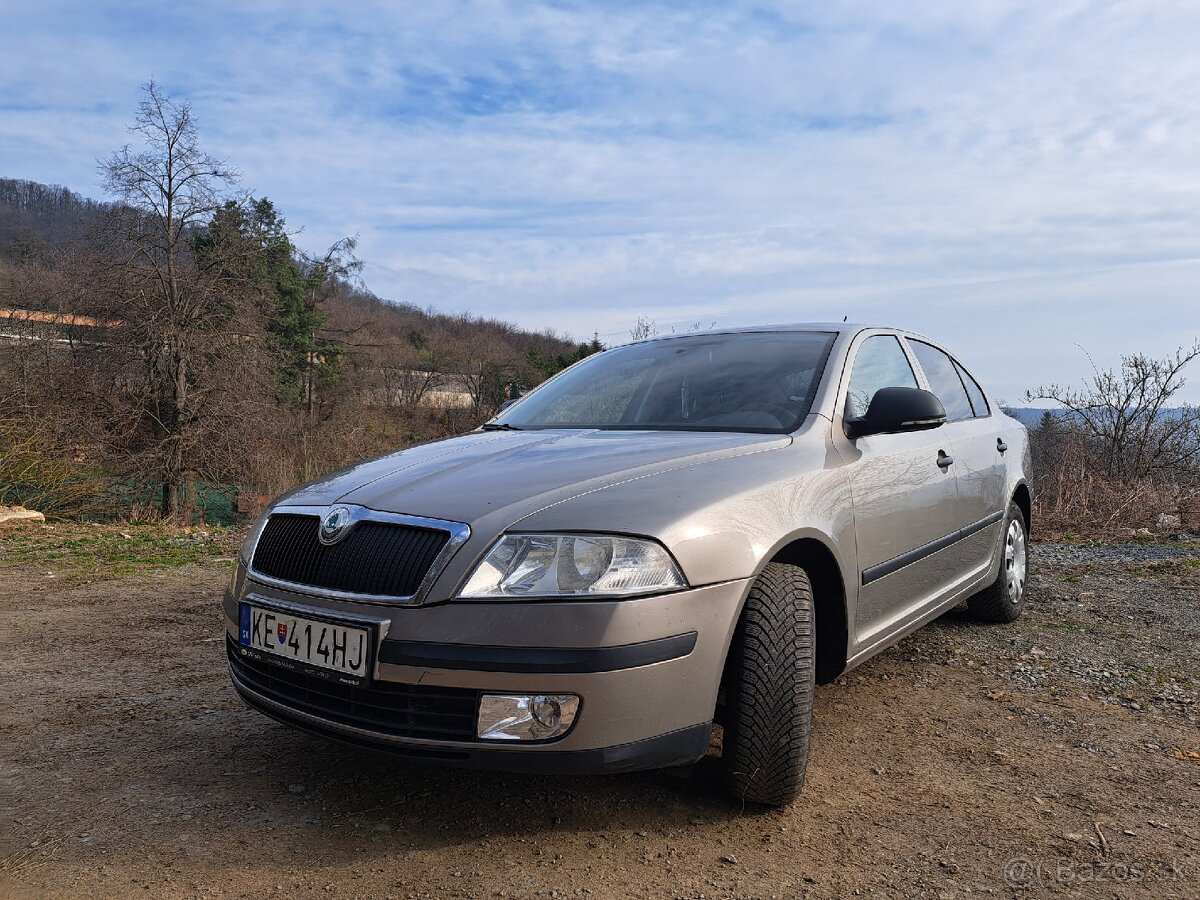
top-left (1004, 518), bottom-right (1027, 603)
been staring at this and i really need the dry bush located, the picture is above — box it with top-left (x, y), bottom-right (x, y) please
top-left (1026, 342), bottom-right (1200, 537)
top-left (0, 418), bottom-right (105, 518)
top-left (1029, 420), bottom-right (1195, 536)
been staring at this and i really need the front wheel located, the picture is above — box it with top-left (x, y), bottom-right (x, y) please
top-left (967, 501), bottom-right (1028, 623)
top-left (721, 562), bottom-right (815, 807)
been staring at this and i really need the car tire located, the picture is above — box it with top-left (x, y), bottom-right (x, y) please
top-left (967, 501), bottom-right (1029, 624)
top-left (721, 561), bottom-right (815, 807)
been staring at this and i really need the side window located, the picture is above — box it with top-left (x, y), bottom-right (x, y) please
top-left (845, 335), bottom-right (918, 420)
top-left (954, 360), bottom-right (989, 417)
top-left (909, 341), bottom-right (973, 422)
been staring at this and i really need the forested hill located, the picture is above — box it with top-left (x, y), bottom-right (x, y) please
top-left (1005, 407), bottom-right (1188, 429)
top-left (0, 177), bottom-right (112, 257)
top-left (0, 171), bottom-right (597, 518)
top-left (0, 175), bottom-right (583, 368)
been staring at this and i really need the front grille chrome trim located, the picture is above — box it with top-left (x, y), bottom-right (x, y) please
top-left (246, 504), bottom-right (471, 606)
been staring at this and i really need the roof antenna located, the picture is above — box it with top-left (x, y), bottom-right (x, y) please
top-left (842, 315), bottom-right (848, 322)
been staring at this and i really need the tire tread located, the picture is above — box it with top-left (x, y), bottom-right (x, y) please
top-left (723, 562), bottom-right (815, 806)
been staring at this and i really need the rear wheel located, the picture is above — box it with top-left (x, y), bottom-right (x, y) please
top-left (721, 562), bottom-right (815, 807)
top-left (967, 501), bottom-right (1028, 623)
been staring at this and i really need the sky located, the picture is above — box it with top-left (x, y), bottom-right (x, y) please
top-left (2, 0), bottom-right (1199, 403)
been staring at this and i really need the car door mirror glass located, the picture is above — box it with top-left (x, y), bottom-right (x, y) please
top-left (846, 387), bottom-right (946, 439)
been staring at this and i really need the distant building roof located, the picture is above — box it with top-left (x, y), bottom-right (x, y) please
top-left (0, 307), bottom-right (121, 329)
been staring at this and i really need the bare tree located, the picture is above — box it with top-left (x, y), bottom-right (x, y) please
top-left (378, 351), bottom-right (443, 413)
top-left (1026, 342), bottom-right (1200, 480)
top-left (1, 152), bottom-right (601, 522)
top-left (629, 316), bottom-right (657, 342)
top-left (96, 81), bottom-right (241, 517)
top-left (455, 343), bottom-right (511, 416)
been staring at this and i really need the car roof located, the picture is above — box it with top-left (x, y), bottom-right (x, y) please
top-left (624, 322), bottom-right (928, 347)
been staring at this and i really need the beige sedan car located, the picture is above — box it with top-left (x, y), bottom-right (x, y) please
top-left (225, 324), bottom-right (1030, 805)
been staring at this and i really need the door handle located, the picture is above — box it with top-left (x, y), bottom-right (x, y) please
top-left (996, 438), bottom-right (1008, 454)
top-left (937, 450), bottom-right (954, 469)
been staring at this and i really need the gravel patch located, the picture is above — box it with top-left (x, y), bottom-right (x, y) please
top-left (899, 540), bottom-right (1200, 728)
top-left (4, 531), bottom-right (1199, 899)
top-left (1034, 541), bottom-right (1200, 565)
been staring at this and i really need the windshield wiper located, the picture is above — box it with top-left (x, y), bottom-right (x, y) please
top-left (481, 422), bottom-right (522, 431)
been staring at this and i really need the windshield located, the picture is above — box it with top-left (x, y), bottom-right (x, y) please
top-left (495, 331), bottom-right (837, 433)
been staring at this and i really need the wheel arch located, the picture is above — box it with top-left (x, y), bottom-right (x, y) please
top-left (713, 527), bottom-right (852, 732)
top-left (1012, 480), bottom-right (1032, 537)
top-left (714, 532), bottom-right (848, 736)
top-left (766, 536), bottom-right (849, 684)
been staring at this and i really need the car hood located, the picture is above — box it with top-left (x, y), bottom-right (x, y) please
top-left (277, 428), bottom-right (790, 527)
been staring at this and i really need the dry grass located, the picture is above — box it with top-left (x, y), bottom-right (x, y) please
top-left (1030, 432), bottom-right (1196, 538)
top-left (0, 520), bottom-right (242, 580)
top-left (0, 418), bottom-right (106, 518)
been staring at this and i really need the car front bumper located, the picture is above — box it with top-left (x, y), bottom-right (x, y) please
top-left (223, 576), bottom-right (752, 773)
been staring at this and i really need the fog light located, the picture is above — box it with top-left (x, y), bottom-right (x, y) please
top-left (477, 694), bottom-right (580, 741)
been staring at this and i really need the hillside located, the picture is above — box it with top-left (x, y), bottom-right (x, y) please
top-left (1005, 406), bottom-right (1188, 429)
top-left (0, 177), bottom-right (112, 259)
top-left (0, 174), bottom-right (593, 518)
top-left (0, 175), bottom-right (581, 362)
top-left (1004, 407), bottom-right (1068, 428)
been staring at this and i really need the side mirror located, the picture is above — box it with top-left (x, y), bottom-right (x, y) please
top-left (497, 398), bottom-right (519, 414)
top-left (845, 387), bottom-right (946, 439)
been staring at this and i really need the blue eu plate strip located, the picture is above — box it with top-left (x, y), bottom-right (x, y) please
top-left (239, 604), bottom-right (251, 646)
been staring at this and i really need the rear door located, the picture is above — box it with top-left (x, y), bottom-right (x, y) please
top-left (906, 339), bottom-right (1006, 573)
top-left (835, 333), bottom-right (965, 648)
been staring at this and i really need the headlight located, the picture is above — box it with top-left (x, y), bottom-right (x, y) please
top-left (458, 533), bottom-right (687, 599)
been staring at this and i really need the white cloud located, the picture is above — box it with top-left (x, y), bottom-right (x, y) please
top-left (1, 0), bottom-right (1199, 401)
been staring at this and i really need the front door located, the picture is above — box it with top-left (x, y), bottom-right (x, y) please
top-left (836, 333), bottom-right (967, 649)
top-left (907, 339), bottom-right (1007, 575)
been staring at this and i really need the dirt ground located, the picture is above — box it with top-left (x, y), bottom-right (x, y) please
top-left (2, 525), bottom-right (1198, 899)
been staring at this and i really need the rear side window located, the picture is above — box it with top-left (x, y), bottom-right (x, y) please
top-left (954, 360), bottom-right (989, 417)
top-left (909, 340), bottom-right (974, 422)
top-left (845, 335), bottom-right (918, 420)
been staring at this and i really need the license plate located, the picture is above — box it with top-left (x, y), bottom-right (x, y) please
top-left (238, 603), bottom-right (371, 683)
